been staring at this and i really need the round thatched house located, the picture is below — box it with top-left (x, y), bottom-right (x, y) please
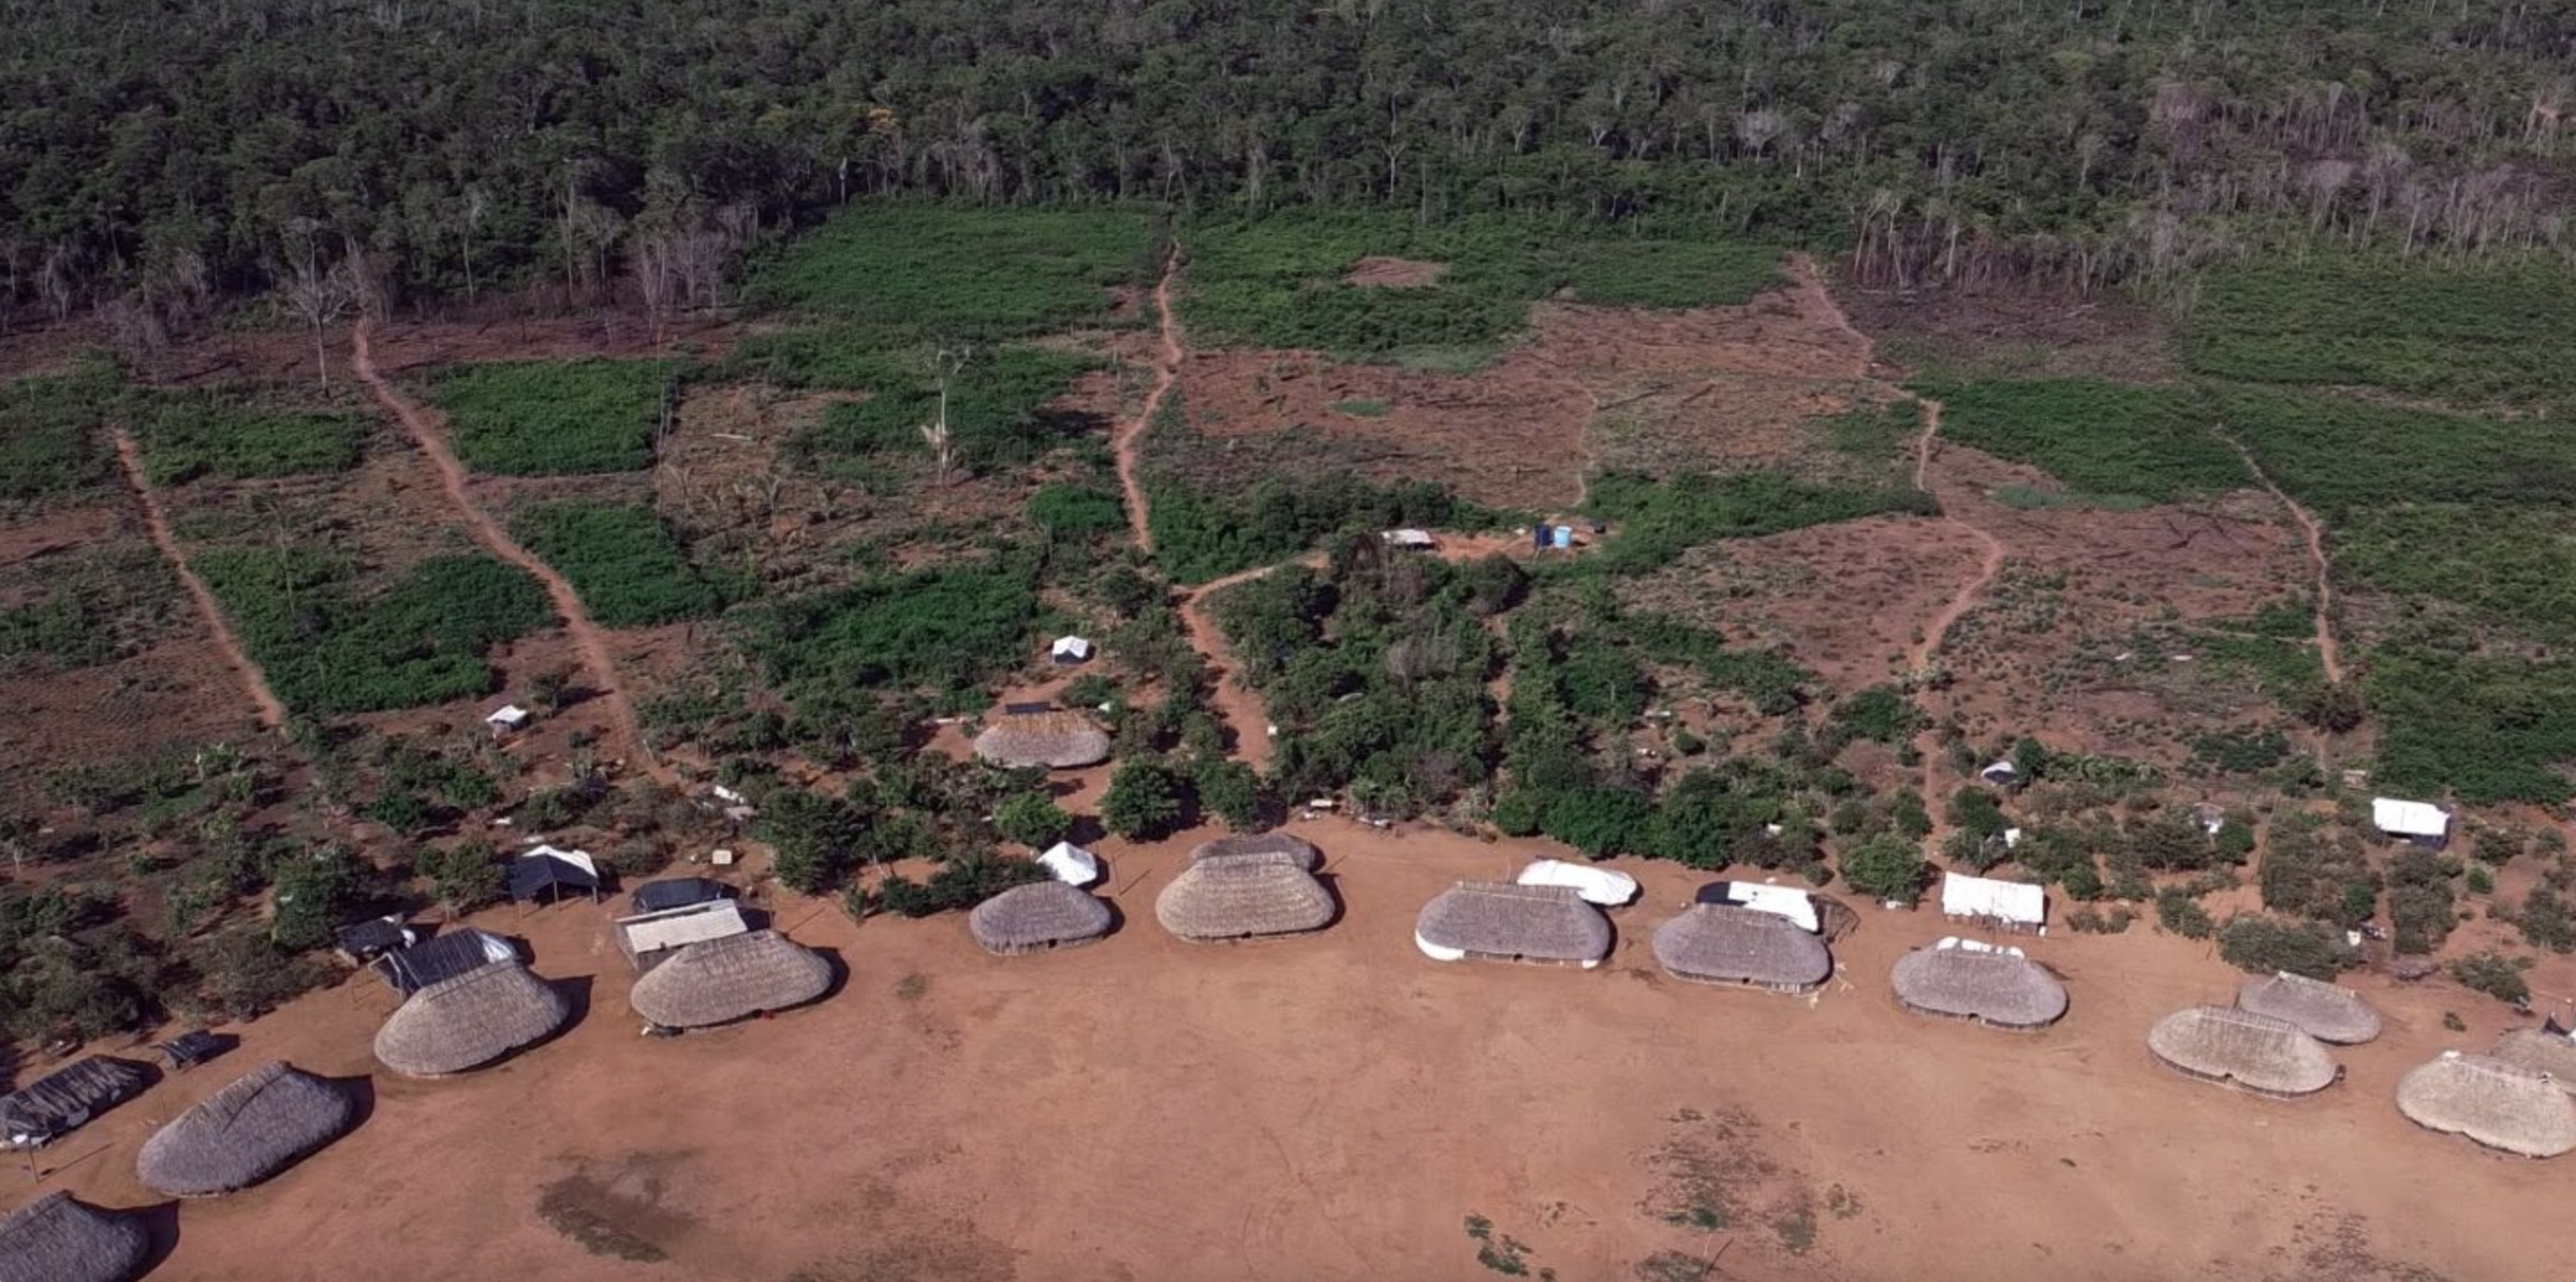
top-left (374, 960), bottom-right (572, 1077)
top-left (1651, 905), bottom-right (1832, 993)
top-left (2492, 1029), bottom-right (2576, 1092)
top-left (1889, 946), bottom-right (2068, 1030)
top-left (969, 881), bottom-right (1114, 955)
top-left (2147, 1005), bottom-right (2339, 1098)
top-left (1415, 882), bottom-right (1611, 969)
top-left (1191, 831), bottom-right (1322, 872)
top-left (2235, 970), bottom-right (2381, 1045)
top-left (0, 1192), bottom-right (150, 1282)
top-left (629, 929), bottom-right (833, 1029)
top-left (136, 1060), bottom-right (356, 1198)
top-left (2396, 1051), bottom-right (2576, 1158)
top-left (971, 710), bottom-right (1111, 769)
top-left (1155, 849), bottom-right (1335, 942)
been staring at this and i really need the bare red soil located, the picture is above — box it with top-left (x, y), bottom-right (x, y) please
top-left (109, 429), bottom-right (287, 732)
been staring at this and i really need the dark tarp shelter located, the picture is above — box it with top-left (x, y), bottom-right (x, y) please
top-left (509, 847), bottom-right (600, 904)
top-left (332, 917), bottom-right (415, 963)
top-left (631, 877), bottom-right (727, 914)
top-left (3, 1057), bottom-right (153, 1149)
top-left (153, 1030), bottom-right (234, 1072)
top-left (372, 929), bottom-right (519, 996)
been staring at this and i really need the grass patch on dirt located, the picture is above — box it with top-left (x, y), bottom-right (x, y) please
top-left (129, 388), bottom-right (365, 483)
top-left (2183, 259), bottom-right (2576, 405)
top-left (1146, 470), bottom-right (1494, 584)
top-left (1330, 397), bottom-right (1391, 418)
top-left (1823, 398), bottom-right (1920, 467)
top-left (746, 204), bottom-right (1156, 342)
top-left (2219, 385), bottom-right (2576, 517)
top-left (0, 546), bottom-right (176, 670)
top-left (1914, 376), bottom-right (2249, 503)
top-left (784, 347), bottom-right (1102, 480)
top-left (0, 367), bottom-right (116, 501)
top-left (194, 549), bottom-right (551, 715)
top-left (2337, 505), bottom-right (2576, 647)
top-left (1588, 470), bottom-right (1933, 573)
top-left (1990, 483), bottom-right (2156, 513)
top-left (513, 501), bottom-right (742, 627)
top-left (434, 358), bottom-right (680, 475)
top-left (2368, 648), bottom-right (2576, 803)
top-left (1556, 238), bottom-right (1781, 309)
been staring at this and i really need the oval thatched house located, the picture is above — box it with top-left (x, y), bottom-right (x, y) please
top-left (1191, 831), bottom-right (1321, 872)
top-left (0, 1192), bottom-right (150, 1282)
top-left (2396, 1051), bottom-right (2576, 1158)
top-left (971, 710), bottom-right (1110, 769)
top-left (136, 1060), bottom-right (356, 1198)
top-left (629, 929), bottom-right (832, 1029)
top-left (1889, 946), bottom-right (2068, 1030)
top-left (1652, 905), bottom-right (1832, 993)
top-left (969, 881), bottom-right (1114, 955)
top-left (2236, 970), bottom-right (2381, 1045)
top-left (1155, 850), bottom-right (1335, 942)
top-left (1415, 882), bottom-right (1611, 969)
top-left (2492, 1029), bottom-right (2576, 1092)
top-left (374, 960), bottom-right (571, 1077)
top-left (2147, 1005), bottom-right (2339, 1098)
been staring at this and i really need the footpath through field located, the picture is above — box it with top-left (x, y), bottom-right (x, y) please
top-left (2215, 427), bottom-right (2345, 685)
top-left (351, 320), bottom-right (680, 789)
top-left (110, 427), bottom-right (289, 733)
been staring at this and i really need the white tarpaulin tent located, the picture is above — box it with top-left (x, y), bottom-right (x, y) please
top-left (1050, 636), bottom-right (1094, 664)
top-left (1515, 858), bottom-right (1638, 907)
top-left (614, 900), bottom-right (749, 969)
top-left (1941, 872), bottom-right (2046, 934)
top-left (1037, 841), bottom-right (1102, 887)
top-left (2371, 797), bottom-right (2450, 842)
top-left (1703, 882), bottom-right (1819, 932)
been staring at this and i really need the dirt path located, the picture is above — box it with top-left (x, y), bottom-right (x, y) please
top-left (1782, 251), bottom-right (1879, 382)
top-left (1905, 399), bottom-right (2006, 676)
top-left (2217, 428), bottom-right (2345, 685)
top-left (350, 320), bottom-right (679, 787)
top-left (1113, 248), bottom-right (1185, 553)
top-left (1177, 556), bottom-right (1322, 772)
top-left (110, 428), bottom-right (289, 733)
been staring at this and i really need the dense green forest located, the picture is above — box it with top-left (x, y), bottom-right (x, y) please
top-left (3, 0), bottom-right (2572, 325)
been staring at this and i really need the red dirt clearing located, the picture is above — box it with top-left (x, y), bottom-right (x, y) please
top-left (1344, 255), bottom-right (1450, 288)
top-left (109, 427), bottom-right (287, 732)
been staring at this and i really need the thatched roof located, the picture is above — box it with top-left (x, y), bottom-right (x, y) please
top-left (136, 1060), bottom-right (355, 1198)
top-left (2146, 1005), bottom-right (2338, 1098)
top-left (1889, 946), bottom-right (2067, 1029)
top-left (971, 710), bottom-right (1110, 769)
top-left (1191, 831), bottom-right (1322, 872)
top-left (969, 881), bottom-right (1114, 955)
top-left (1415, 882), bottom-right (1611, 967)
top-left (2492, 1029), bottom-right (2576, 1092)
top-left (1651, 905), bottom-right (1832, 992)
top-left (2235, 970), bottom-right (2381, 1045)
top-left (0, 1193), bottom-right (149, 1282)
top-left (2396, 1051), bottom-right (2576, 1158)
top-left (1155, 850), bottom-right (1335, 942)
top-left (373, 961), bottom-right (571, 1077)
top-left (629, 929), bottom-right (832, 1028)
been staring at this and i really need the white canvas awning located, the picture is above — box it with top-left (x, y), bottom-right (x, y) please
top-left (1941, 872), bottom-right (2046, 929)
top-left (1935, 935), bottom-right (2026, 958)
top-left (1515, 858), bottom-right (1638, 907)
top-left (521, 844), bottom-right (599, 879)
top-left (486, 704), bottom-right (530, 729)
top-left (615, 900), bottom-right (749, 960)
top-left (1706, 882), bottom-right (1819, 932)
top-left (2371, 797), bottom-right (2449, 839)
top-left (1979, 759), bottom-right (2019, 784)
top-left (1382, 528), bottom-right (1436, 549)
top-left (1037, 841), bottom-right (1101, 887)
top-left (1050, 636), bottom-right (1094, 663)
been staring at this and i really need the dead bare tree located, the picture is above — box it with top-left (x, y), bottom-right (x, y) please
top-left (919, 343), bottom-right (972, 487)
top-left (276, 218), bottom-right (353, 386)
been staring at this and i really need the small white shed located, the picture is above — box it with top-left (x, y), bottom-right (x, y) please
top-left (1050, 636), bottom-right (1094, 665)
top-left (1036, 841), bottom-right (1102, 887)
top-left (2371, 797), bottom-right (2450, 847)
top-left (486, 704), bottom-right (531, 737)
top-left (1940, 872), bottom-right (2046, 935)
top-left (1515, 858), bottom-right (1639, 908)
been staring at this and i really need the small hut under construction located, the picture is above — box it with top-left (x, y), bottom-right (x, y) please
top-left (1889, 946), bottom-right (2068, 1030)
top-left (2396, 1051), bottom-right (2576, 1158)
top-left (2147, 1005), bottom-right (2339, 1098)
top-left (1414, 882), bottom-right (1611, 969)
top-left (374, 961), bottom-right (571, 1077)
top-left (0, 1193), bottom-right (150, 1282)
top-left (136, 1060), bottom-right (356, 1198)
top-left (1651, 904), bottom-right (1832, 993)
top-left (2236, 970), bottom-right (2381, 1045)
top-left (969, 881), bottom-right (1114, 955)
top-left (629, 929), bottom-right (832, 1029)
top-left (971, 710), bottom-right (1111, 769)
top-left (1155, 850), bottom-right (1335, 942)
top-left (2, 1056), bottom-right (154, 1150)
top-left (2492, 1028), bottom-right (2576, 1092)
top-left (1191, 831), bottom-right (1322, 872)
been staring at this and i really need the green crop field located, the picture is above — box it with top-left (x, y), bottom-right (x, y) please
top-left (129, 388), bottom-right (366, 484)
top-left (0, 370), bottom-right (115, 501)
top-left (194, 549), bottom-right (552, 715)
top-left (0, 547), bottom-right (176, 670)
top-left (513, 502), bottom-right (741, 628)
top-left (2183, 260), bottom-right (2576, 405)
top-left (434, 358), bottom-right (680, 475)
top-left (792, 347), bottom-right (1100, 478)
top-left (741, 559), bottom-right (1041, 699)
top-left (746, 204), bottom-right (1157, 342)
top-left (1589, 470), bottom-right (1933, 573)
top-left (1914, 377), bottom-right (2249, 504)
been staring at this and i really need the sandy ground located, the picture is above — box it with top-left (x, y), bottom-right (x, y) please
top-left (9, 812), bottom-right (2554, 1282)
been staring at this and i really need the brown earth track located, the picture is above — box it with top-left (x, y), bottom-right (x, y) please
top-left (1112, 247), bottom-right (1184, 554)
top-left (2216, 428), bottom-right (2345, 685)
top-left (109, 427), bottom-right (288, 732)
top-left (1904, 398), bottom-right (2006, 677)
top-left (1178, 555), bottom-right (1323, 772)
top-left (350, 320), bottom-right (679, 788)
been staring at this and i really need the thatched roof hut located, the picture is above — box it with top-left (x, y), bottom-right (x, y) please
top-left (2396, 1051), bottom-right (2576, 1158)
top-left (0, 1192), bottom-right (150, 1282)
top-left (968, 881), bottom-right (1114, 955)
top-left (1415, 882), bottom-right (1611, 969)
top-left (2492, 1029), bottom-right (2576, 1092)
top-left (629, 929), bottom-right (832, 1028)
top-left (2147, 1005), bottom-right (2338, 1098)
top-left (1155, 850), bottom-right (1335, 942)
top-left (1889, 946), bottom-right (2067, 1030)
top-left (373, 961), bottom-right (571, 1077)
top-left (1191, 831), bottom-right (1322, 872)
top-left (1651, 905), bottom-right (1832, 993)
top-left (136, 1060), bottom-right (355, 1198)
top-left (2235, 971), bottom-right (2381, 1045)
top-left (971, 710), bottom-right (1110, 769)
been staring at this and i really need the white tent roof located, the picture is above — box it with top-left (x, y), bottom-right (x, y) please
top-left (1382, 528), bottom-right (1436, 548)
top-left (1709, 882), bottom-right (1819, 932)
top-left (1051, 636), bottom-right (1093, 660)
top-left (1941, 872), bottom-right (2045, 926)
top-left (1979, 758), bottom-right (2019, 780)
top-left (1037, 841), bottom-right (1101, 887)
top-left (2371, 797), bottom-right (2449, 839)
top-left (486, 703), bottom-right (530, 727)
top-left (1935, 935), bottom-right (2026, 958)
top-left (616, 900), bottom-right (749, 955)
top-left (521, 844), bottom-right (599, 879)
top-left (1515, 858), bottom-right (1638, 907)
